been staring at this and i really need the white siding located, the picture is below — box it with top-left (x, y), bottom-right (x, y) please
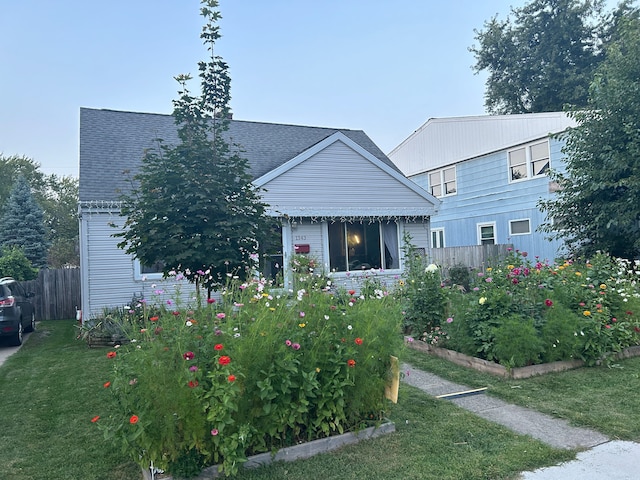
top-left (290, 221), bottom-right (326, 269)
top-left (82, 212), bottom-right (195, 318)
top-left (261, 141), bottom-right (435, 217)
top-left (389, 112), bottom-right (576, 176)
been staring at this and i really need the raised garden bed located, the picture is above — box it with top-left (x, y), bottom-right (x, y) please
top-left (406, 337), bottom-right (640, 379)
top-left (142, 421), bottom-right (396, 480)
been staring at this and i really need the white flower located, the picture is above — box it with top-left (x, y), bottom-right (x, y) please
top-left (185, 321), bottom-right (193, 327)
top-left (347, 325), bottom-right (353, 330)
top-left (425, 264), bottom-right (438, 273)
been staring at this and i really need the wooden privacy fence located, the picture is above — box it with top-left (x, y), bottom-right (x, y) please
top-left (21, 268), bottom-right (81, 321)
top-left (429, 244), bottom-right (513, 272)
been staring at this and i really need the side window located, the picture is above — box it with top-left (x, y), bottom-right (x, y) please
top-left (431, 228), bottom-right (445, 248)
top-left (477, 222), bottom-right (496, 245)
top-left (508, 140), bottom-right (550, 182)
top-left (509, 219), bottom-right (531, 236)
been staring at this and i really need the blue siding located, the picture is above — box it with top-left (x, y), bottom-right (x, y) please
top-left (419, 138), bottom-right (568, 262)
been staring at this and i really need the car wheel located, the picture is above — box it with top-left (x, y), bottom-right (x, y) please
top-left (9, 321), bottom-right (23, 347)
top-left (25, 312), bottom-right (36, 333)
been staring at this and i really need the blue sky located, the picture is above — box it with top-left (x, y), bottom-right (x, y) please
top-left (2, 0), bottom-right (544, 177)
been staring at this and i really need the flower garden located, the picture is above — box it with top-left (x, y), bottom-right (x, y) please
top-left (90, 248), bottom-right (640, 478)
top-left (92, 256), bottom-right (402, 478)
top-left (402, 248), bottom-right (640, 369)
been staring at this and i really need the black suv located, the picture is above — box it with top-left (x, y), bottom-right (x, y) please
top-left (0, 277), bottom-right (36, 346)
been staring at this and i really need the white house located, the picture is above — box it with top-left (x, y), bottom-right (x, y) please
top-left (79, 108), bottom-right (439, 318)
top-left (388, 112), bottom-right (576, 262)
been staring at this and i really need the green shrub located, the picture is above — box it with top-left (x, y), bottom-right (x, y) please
top-left (491, 315), bottom-right (545, 367)
top-left (447, 263), bottom-right (471, 292)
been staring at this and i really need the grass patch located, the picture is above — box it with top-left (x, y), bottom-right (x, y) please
top-left (404, 346), bottom-right (640, 441)
top-left (0, 321), bottom-right (573, 479)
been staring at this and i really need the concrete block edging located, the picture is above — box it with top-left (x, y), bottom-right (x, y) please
top-left (142, 421), bottom-right (396, 480)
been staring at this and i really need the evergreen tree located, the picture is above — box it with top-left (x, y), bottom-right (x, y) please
top-left (0, 176), bottom-right (49, 269)
top-left (116, 0), bottom-right (269, 296)
top-left (539, 13), bottom-right (640, 259)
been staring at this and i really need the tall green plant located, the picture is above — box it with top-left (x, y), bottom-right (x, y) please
top-left (116, 0), bottom-right (269, 297)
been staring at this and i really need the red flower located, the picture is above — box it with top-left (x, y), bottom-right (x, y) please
top-left (627, 311), bottom-right (634, 316)
top-left (149, 316), bottom-right (159, 322)
top-left (355, 337), bottom-right (363, 345)
top-left (544, 299), bottom-right (553, 307)
top-left (634, 327), bottom-right (640, 333)
top-left (91, 416), bottom-right (100, 423)
top-left (348, 290), bottom-right (356, 295)
top-left (227, 375), bottom-right (236, 382)
top-left (218, 355), bottom-right (231, 366)
top-left (347, 359), bottom-right (356, 368)
top-left (207, 298), bottom-right (216, 304)
top-left (183, 351), bottom-right (195, 360)
top-left (103, 381), bottom-right (111, 388)
top-left (106, 351), bottom-right (116, 359)
top-left (214, 344), bottom-right (224, 351)
top-left (188, 380), bottom-right (199, 388)
top-left (172, 311), bottom-right (181, 316)
top-left (129, 415), bottom-right (139, 424)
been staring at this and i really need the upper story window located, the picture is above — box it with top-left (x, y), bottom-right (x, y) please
top-left (428, 166), bottom-right (456, 197)
top-left (508, 140), bottom-right (550, 182)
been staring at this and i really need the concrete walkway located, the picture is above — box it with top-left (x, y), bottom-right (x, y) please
top-left (403, 363), bottom-right (640, 480)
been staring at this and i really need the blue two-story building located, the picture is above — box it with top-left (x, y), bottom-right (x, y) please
top-left (389, 112), bottom-right (576, 262)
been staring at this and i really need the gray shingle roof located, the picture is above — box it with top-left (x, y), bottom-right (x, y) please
top-left (79, 108), bottom-right (400, 202)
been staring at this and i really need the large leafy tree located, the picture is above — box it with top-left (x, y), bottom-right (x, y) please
top-left (116, 0), bottom-right (269, 295)
top-left (539, 13), bottom-right (640, 259)
top-left (0, 176), bottom-right (50, 269)
top-left (471, 0), bottom-right (606, 114)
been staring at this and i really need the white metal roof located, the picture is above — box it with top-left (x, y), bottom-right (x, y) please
top-left (388, 112), bottom-right (577, 177)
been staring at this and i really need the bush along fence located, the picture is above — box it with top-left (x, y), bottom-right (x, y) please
top-left (91, 255), bottom-right (403, 478)
top-left (22, 267), bottom-right (80, 321)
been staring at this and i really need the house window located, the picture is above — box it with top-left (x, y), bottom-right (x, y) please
top-left (328, 221), bottom-right (399, 272)
top-left (477, 222), bottom-right (496, 245)
top-left (428, 166), bottom-right (456, 197)
top-left (134, 259), bottom-right (165, 280)
top-left (431, 228), bottom-right (445, 248)
top-left (509, 219), bottom-right (531, 236)
top-left (508, 140), bottom-right (550, 182)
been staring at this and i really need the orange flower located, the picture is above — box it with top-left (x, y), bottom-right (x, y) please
top-left (347, 359), bottom-right (356, 368)
top-left (106, 351), bottom-right (116, 359)
top-left (150, 316), bottom-right (159, 322)
top-left (103, 381), bottom-right (111, 388)
top-left (354, 338), bottom-right (363, 345)
top-left (91, 416), bottom-right (100, 423)
top-left (129, 415), bottom-right (139, 424)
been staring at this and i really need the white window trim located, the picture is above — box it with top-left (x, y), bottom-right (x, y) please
top-left (507, 139), bottom-right (550, 184)
top-left (509, 218), bottom-right (532, 236)
top-left (133, 259), bottom-right (164, 281)
top-left (477, 221), bottom-right (497, 245)
top-left (431, 228), bottom-right (445, 248)
top-left (428, 165), bottom-right (457, 198)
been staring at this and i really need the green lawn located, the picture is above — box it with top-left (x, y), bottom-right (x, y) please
top-left (404, 346), bottom-right (640, 441)
top-left (0, 321), bottom-right (581, 480)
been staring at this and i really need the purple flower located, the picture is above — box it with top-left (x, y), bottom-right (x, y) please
top-left (446, 317), bottom-right (454, 324)
top-left (292, 343), bottom-right (301, 350)
top-left (189, 365), bottom-right (198, 372)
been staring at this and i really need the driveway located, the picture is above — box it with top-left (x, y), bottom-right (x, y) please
top-left (0, 331), bottom-right (33, 368)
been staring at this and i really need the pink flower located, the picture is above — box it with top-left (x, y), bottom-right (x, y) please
top-left (299, 311), bottom-right (305, 318)
top-left (207, 298), bottom-right (216, 304)
top-left (285, 339), bottom-right (292, 347)
top-left (446, 317), bottom-right (454, 323)
top-left (211, 429), bottom-right (219, 436)
top-left (189, 365), bottom-right (198, 372)
top-left (216, 313), bottom-right (226, 319)
top-left (292, 343), bottom-right (300, 350)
